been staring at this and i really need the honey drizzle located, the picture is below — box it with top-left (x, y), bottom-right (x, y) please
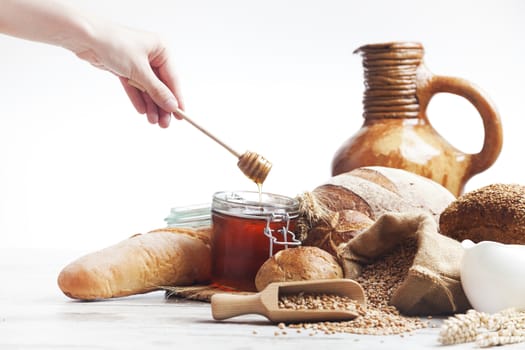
top-left (257, 182), bottom-right (263, 203)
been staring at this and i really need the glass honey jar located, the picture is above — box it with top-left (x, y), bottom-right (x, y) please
top-left (211, 191), bottom-right (300, 292)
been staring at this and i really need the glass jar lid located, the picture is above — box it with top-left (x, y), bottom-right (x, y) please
top-left (212, 191), bottom-right (299, 220)
top-left (164, 203), bottom-right (211, 228)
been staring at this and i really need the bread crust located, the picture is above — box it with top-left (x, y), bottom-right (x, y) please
top-left (440, 183), bottom-right (525, 244)
top-left (299, 166), bottom-right (456, 254)
top-left (57, 227), bottom-right (211, 300)
top-left (254, 246), bottom-right (343, 291)
top-left (324, 167), bottom-right (454, 220)
top-left (302, 209), bottom-right (374, 256)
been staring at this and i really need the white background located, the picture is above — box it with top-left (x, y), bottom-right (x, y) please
top-left (1, 0), bottom-right (523, 251)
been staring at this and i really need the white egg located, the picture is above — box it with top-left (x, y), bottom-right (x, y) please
top-left (460, 239), bottom-right (525, 314)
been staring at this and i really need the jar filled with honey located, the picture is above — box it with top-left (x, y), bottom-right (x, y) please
top-left (211, 191), bottom-right (300, 292)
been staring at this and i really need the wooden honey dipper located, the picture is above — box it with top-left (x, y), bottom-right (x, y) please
top-left (128, 80), bottom-right (272, 185)
top-left (173, 108), bottom-right (272, 185)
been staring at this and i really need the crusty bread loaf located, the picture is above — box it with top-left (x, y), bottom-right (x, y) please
top-left (440, 183), bottom-right (525, 244)
top-left (298, 166), bottom-right (456, 256)
top-left (57, 227), bottom-right (211, 300)
top-left (254, 246), bottom-right (343, 291)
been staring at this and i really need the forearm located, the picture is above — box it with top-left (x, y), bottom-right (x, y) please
top-left (0, 0), bottom-right (98, 53)
top-left (1, 0), bottom-right (183, 125)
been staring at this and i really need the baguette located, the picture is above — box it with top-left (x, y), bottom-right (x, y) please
top-left (57, 227), bottom-right (211, 300)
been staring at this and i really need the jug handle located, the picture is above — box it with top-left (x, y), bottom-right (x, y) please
top-left (417, 71), bottom-right (503, 177)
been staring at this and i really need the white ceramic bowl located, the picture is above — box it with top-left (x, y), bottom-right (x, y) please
top-left (461, 240), bottom-right (525, 314)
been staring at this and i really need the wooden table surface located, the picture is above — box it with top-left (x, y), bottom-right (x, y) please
top-left (0, 247), bottom-right (520, 350)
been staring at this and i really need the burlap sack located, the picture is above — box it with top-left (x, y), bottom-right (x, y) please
top-left (338, 212), bottom-right (471, 316)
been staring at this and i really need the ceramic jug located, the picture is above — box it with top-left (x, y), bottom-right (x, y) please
top-left (331, 42), bottom-right (503, 196)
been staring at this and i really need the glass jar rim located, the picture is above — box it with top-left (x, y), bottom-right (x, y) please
top-left (212, 191), bottom-right (299, 219)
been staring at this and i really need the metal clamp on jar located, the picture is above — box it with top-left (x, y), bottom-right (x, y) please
top-left (211, 191), bottom-right (301, 292)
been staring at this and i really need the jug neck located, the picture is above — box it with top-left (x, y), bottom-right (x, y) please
top-left (355, 42), bottom-right (424, 120)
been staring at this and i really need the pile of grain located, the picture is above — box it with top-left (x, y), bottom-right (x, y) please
top-left (281, 238), bottom-right (429, 335)
top-left (279, 292), bottom-right (365, 315)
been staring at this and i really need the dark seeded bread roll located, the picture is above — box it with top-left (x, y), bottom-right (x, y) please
top-left (439, 183), bottom-right (525, 244)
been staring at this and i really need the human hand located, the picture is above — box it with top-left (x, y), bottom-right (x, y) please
top-left (0, 0), bottom-right (183, 128)
top-left (75, 23), bottom-right (184, 128)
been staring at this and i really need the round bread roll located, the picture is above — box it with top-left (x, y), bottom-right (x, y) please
top-left (254, 246), bottom-right (343, 291)
top-left (439, 183), bottom-right (525, 244)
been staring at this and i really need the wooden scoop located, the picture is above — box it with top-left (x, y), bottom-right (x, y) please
top-left (127, 79), bottom-right (272, 184)
top-left (211, 279), bottom-right (366, 323)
